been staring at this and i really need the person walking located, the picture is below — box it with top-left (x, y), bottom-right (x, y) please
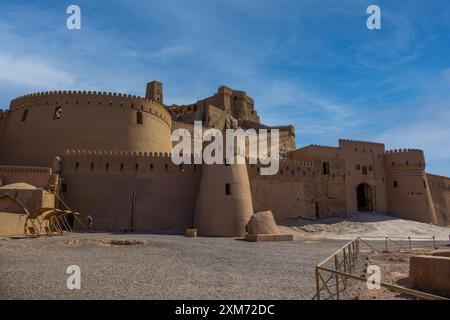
top-left (87, 215), bottom-right (93, 233)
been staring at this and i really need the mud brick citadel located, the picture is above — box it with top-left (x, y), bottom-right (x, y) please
top-left (0, 81), bottom-right (449, 237)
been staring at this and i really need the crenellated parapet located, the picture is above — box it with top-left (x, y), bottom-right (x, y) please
top-left (61, 149), bottom-right (200, 174)
top-left (338, 139), bottom-right (385, 153)
top-left (339, 138), bottom-right (384, 146)
top-left (9, 90), bottom-right (172, 128)
top-left (385, 148), bottom-right (426, 169)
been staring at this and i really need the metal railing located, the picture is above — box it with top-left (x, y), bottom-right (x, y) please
top-left (314, 237), bottom-right (448, 300)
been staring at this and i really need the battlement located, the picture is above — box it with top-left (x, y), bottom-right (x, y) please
top-left (308, 144), bottom-right (340, 151)
top-left (61, 149), bottom-right (200, 174)
top-left (385, 148), bottom-right (424, 154)
top-left (9, 90), bottom-right (172, 128)
top-left (385, 148), bottom-right (425, 169)
top-left (339, 139), bottom-right (384, 146)
top-left (11, 90), bottom-right (155, 104)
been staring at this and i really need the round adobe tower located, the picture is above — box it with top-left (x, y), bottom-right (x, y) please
top-left (384, 149), bottom-right (438, 224)
top-left (194, 163), bottom-right (254, 237)
top-left (0, 91), bottom-right (172, 167)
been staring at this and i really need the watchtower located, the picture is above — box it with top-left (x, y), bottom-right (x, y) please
top-left (146, 81), bottom-right (163, 104)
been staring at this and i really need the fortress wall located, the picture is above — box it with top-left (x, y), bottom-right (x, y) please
top-left (60, 150), bottom-right (201, 232)
top-left (248, 158), bottom-right (347, 222)
top-left (385, 149), bottom-right (438, 224)
top-left (426, 173), bottom-right (450, 227)
top-left (339, 139), bottom-right (388, 214)
top-left (289, 145), bottom-right (340, 160)
top-left (0, 166), bottom-right (57, 189)
top-left (0, 91), bottom-right (173, 167)
top-left (0, 109), bottom-right (5, 141)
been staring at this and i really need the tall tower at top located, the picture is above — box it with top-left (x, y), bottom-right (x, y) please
top-left (146, 81), bottom-right (163, 104)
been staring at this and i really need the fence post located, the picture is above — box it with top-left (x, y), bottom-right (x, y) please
top-left (315, 267), bottom-right (321, 300)
top-left (408, 236), bottom-right (411, 252)
top-left (385, 237), bottom-right (388, 252)
top-left (334, 255), bottom-right (340, 300)
top-left (343, 248), bottom-right (347, 289)
top-left (433, 236), bottom-right (436, 250)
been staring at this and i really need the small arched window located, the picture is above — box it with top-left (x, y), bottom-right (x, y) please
top-left (21, 109), bottom-right (29, 122)
top-left (225, 183), bottom-right (231, 195)
top-left (136, 111), bottom-right (143, 124)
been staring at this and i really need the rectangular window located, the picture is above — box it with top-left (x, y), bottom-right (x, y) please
top-left (225, 183), bottom-right (231, 195)
top-left (369, 165), bottom-right (373, 171)
top-left (356, 165), bottom-right (361, 170)
top-left (61, 183), bottom-right (67, 194)
top-left (136, 111), bottom-right (143, 124)
top-left (322, 162), bottom-right (330, 175)
top-left (21, 109), bottom-right (29, 122)
top-left (362, 166), bottom-right (368, 175)
top-left (394, 181), bottom-right (398, 188)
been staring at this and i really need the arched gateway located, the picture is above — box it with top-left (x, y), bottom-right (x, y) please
top-left (356, 183), bottom-right (374, 212)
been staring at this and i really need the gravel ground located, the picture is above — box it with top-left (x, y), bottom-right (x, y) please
top-left (0, 233), bottom-right (349, 300)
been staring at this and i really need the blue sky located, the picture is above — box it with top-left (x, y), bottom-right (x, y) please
top-left (0, 0), bottom-right (449, 175)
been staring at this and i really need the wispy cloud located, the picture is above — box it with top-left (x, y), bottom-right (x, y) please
top-left (0, 52), bottom-right (74, 88)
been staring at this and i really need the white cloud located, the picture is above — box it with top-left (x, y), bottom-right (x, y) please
top-left (0, 52), bottom-right (74, 89)
top-left (374, 107), bottom-right (450, 175)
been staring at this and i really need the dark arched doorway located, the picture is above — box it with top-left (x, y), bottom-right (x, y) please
top-left (356, 183), bottom-right (374, 212)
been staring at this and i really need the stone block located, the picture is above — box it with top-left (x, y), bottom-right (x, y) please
top-left (410, 255), bottom-right (450, 297)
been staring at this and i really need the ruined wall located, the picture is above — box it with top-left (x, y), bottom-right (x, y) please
top-left (0, 186), bottom-right (55, 214)
top-left (60, 150), bottom-right (201, 232)
top-left (427, 173), bottom-right (450, 227)
top-left (0, 91), bottom-right (172, 168)
top-left (0, 212), bottom-right (28, 237)
top-left (248, 158), bottom-right (347, 222)
top-left (385, 149), bottom-right (438, 224)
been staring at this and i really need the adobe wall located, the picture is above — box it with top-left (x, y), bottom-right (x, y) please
top-left (248, 158), bottom-right (347, 222)
top-left (385, 149), bottom-right (438, 224)
top-left (0, 109), bottom-right (5, 146)
top-left (338, 140), bottom-right (388, 214)
top-left (0, 166), bottom-right (57, 189)
top-left (0, 91), bottom-right (173, 167)
top-left (194, 163), bottom-right (254, 237)
top-left (426, 173), bottom-right (450, 227)
top-left (0, 188), bottom-right (55, 213)
top-left (0, 212), bottom-right (28, 237)
top-left (289, 140), bottom-right (388, 215)
top-left (60, 150), bottom-right (201, 232)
